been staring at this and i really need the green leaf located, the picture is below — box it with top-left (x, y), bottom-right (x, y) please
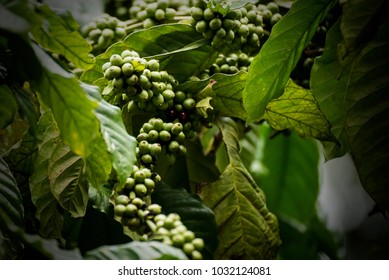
top-left (199, 118), bottom-right (281, 259)
top-left (81, 24), bottom-right (217, 84)
top-left (76, 205), bottom-right (131, 253)
top-left (151, 181), bottom-right (218, 258)
top-left (29, 113), bottom-right (64, 239)
top-left (205, 0), bottom-right (258, 16)
top-left (0, 156), bottom-right (24, 227)
top-left (243, 0), bottom-right (338, 123)
top-left (264, 79), bottom-right (336, 142)
top-left (31, 44), bottom-right (100, 157)
top-left (0, 209), bottom-right (82, 259)
top-left (0, 156), bottom-right (24, 258)
top-left (47, 140), bottom-right (89, 218)
top-left (260, 127), bottom-right (320, 223)
top-left (338, 0), bottom-right (389, 65)
top-left (31, 4), bottom-right (94, 70)
top-left (311, 21), bottom-right (350, 159)
top-left (84, 241), bottom-right (188, 260)
top-left (83, 84), bottom-right (137, 188)
top-left (0, 85), bottom-right (18, 129)
top-left (179, 72), bottom-right (248, 120)
top-left (313, 14), bottom-right (389, 211)
top-left (342, 18), bottom-right (389, 212)
top-left (0, 0), bottom-right (34, 34)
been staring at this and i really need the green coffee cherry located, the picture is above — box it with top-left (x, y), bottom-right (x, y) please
top-left (183, 98), bottom-right (196, 110)
top-left (159, 130), bottom-right (171, 141)
top-left (116, 195), bottom-right (129, 205)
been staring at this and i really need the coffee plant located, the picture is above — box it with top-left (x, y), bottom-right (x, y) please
top-left (1, 0), bottom-right (388, 260)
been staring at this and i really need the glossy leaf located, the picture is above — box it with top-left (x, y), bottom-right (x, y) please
top-left (83, 84), bottom-right (137, 188)
top-left (151, 182), bottom-right (218, 258)
top-left (31, 4), bottom-right (94, 70)
top-left (84, 241), bottom-right (188, 260)
top-left (29, 113), bottom-right (64, 239)
top-left (243, 0), bottom-right (338, 123)
top-left (199, 118), bottom-right (281, 259)
top-left (31, 44), bottom-right (100, 157)
top-left (265, 79), bottom-right (335, 142)
top-left (81, 24), bottom-right (217, 84)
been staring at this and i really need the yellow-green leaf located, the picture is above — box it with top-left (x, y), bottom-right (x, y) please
top-left (265, 79), bottom-right (336, 142)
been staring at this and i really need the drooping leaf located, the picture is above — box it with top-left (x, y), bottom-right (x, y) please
top-left (151, 181), bottom-right (218, 258)
top-left (0, 156), bottom-right (24, 258)
top-left (0, 209), bottom-right (82, 259)
top-left (264, 79), bottom-right (336, 142)
top-left (31, 4), bottom-right (94, 70)
top-left (313, 13), bottom-right (389, 211)
top-left (0, 156), bottom-right (24, 227)
top-left (259, 126), bottom-right (320, 223)
top-left (243, 0), bottom-right (338, 123)
top-left (31, 44), bottom-right (100, 157)
top-left (342, 17), bottom-right (389, 212)
top-left (83, 84), bottom-right (137, 188)
top-left (29, 113), bottom-right (64, 239)
top-left (0, 85), bottom-right (18, 129)
top-left (338, 0), bottom-right (389, 65)
top-left (11, 83), bottom-right (40, 137)
top-left (47, 140), bottom-right (89, 218)
top-left (199, 118), bottom-right (281, 259)
top-left (84, 241), bottom-right (188, 260)
top-left (311, 21), bottom-right (350, 159)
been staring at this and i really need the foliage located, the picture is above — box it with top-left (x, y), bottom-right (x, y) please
top-left (1, 0), bottom-right (387, 260)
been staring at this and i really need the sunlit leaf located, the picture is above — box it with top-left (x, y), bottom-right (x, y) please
top-left (31, 44), bottom-right (100, 157)
top-left (31, 4), bottom-right (94, 70)
top-left (83, 84), bottom-right (137, 188)
top-left (243, 0), bottom-right (338, 122)
top-left (265, 79), bottom-right (336, 142)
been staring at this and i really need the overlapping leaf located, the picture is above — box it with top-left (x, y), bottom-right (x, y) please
top-left (243, 0), bottom-right (338, 123)
top-left (84, 241), bottom-right (187, 260)
top-left (0, 85), bottom-right (17, 129)
top-left (338, 0), bottom-right (388, 65)
top-left (29, 114), bottom-right (63, 239)
top-left (199, 118), bottom-right (281, 259)
top-left (264, 79), bottom-right (335, 142)
top-left (81, 24), bottom-right (217, 84)
top-left (31, 45), bottom-right (100, 157)
top-left (47, 140), bottom-right (89, 218)
top-left (31, 4), bottom-right (94, 70)
top-left (152, 182), bottom-right (218, 258)
top-left (179, 72), bottom-right (248, 121)
top-left (312, 10), bottom-right (389, 211)
top-left (83, 84), bottom-right (137, 188)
